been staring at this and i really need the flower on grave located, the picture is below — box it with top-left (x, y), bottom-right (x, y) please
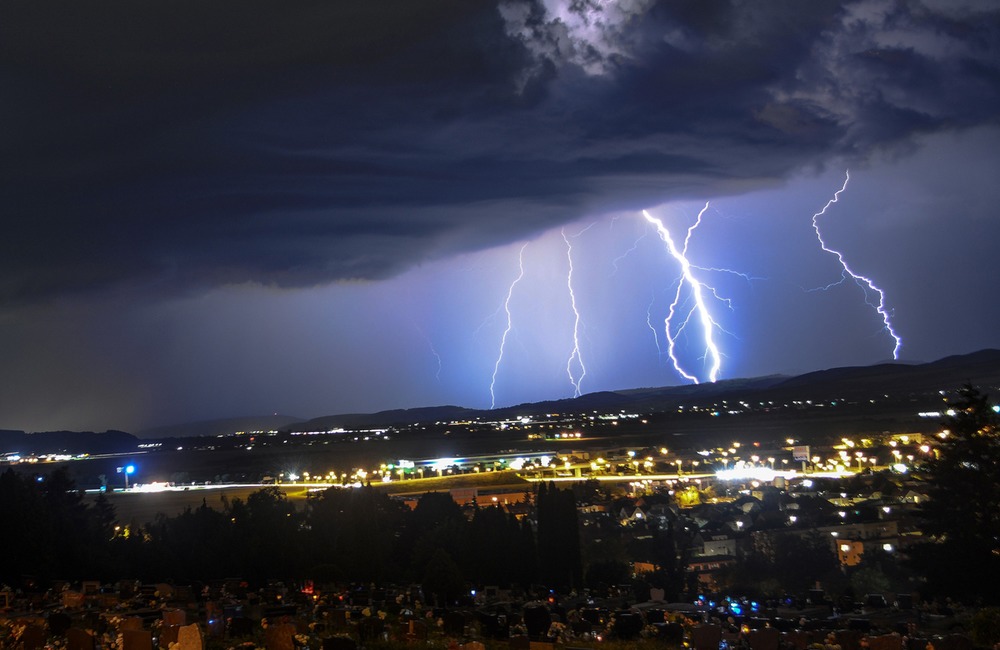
top-left (640, 624), bottom-right (658, 639)
top-left (294, 633), bottom-right (310, 647)
top-left (361, 608), bottom-right (371, 618)
top-left (227, 640), bottom-right (261, 650)
top-left (546, 621), bottom-right (567, 642)
top-left (377, 611), bottom-right (387, 621)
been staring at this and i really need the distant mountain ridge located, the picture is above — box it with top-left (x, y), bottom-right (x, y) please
top-left (2, 349), bottom-right (997, 453)
top-left (287, 348), bottom-right (1000, 430)
top-left (0, 429), bottom-right (137, 455)
top-left (137, 414), bottom-right (304, 439)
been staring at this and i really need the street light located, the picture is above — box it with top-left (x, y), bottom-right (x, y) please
top-left (123, 464), bottom-right (135, 490)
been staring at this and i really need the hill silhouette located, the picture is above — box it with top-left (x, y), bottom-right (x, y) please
top-left (2, 349), bottom-right (997, 452)
top-left (288, 349), bottom-right (1000, 430)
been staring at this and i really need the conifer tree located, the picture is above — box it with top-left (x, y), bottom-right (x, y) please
top-left (912, 384), bottom-right (1000, 601)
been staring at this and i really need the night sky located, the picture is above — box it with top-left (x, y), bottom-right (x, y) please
top-left (2, 0), bottom-right (999, 433)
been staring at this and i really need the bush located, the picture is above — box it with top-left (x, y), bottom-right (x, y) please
top-left (970, 607), bottom-right (1000, 647)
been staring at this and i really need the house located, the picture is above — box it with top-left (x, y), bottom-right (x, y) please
top-left (701, 534), bottom-right (737, 557)
top-left (687, 555), bottom-right (737, 590)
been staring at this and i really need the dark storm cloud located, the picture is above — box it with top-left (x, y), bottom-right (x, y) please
top-left (1, 0), bottom-right (998, 304)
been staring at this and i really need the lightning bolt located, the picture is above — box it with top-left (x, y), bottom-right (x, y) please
top-left (562, 228), bottom-right (586, 397)
top-left (415, 326), bottom-right (442, 381)
top-left (643, 203), bottom-right (723, 384)
top-left (611, 229), bottom-right (648, 275)
top-left (646, 293), bottom-right (663, 358)
top-left (489, 243), bottom-right (528, 409)
top-left (691, 264), bottom-right (764, 285)
top-left (811, 171), bottom-right (902, 359)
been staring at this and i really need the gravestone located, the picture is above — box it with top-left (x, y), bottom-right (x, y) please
top-left (782, 631), bottom-right (813, 650)
top-left (163, 611), bottom-right (186, 627)
top-left (123, 629), bottom-right (153, 650)
top-left (837, 629), bottom-right (865, 650)
top-left (690, 624), bottom-right (723, 650)
top-left (68, 628), bottom-right (96, 650)
top-left (444, 611), bottom-right (466, 636)
top-left (322, 637), bottom-right (357, 650)
top-left (611, 613), bottom-right (642, 640)
top-left (659, 622), bottom-right (685, 644)
top-left (934, 635), bottom-right (973, 650)
top-left (522, 606), bottom-right (550, 639)
top-left (159, 625), bottom-right (180, 649)
top-left (177, 624), bottom-right (203, 650)
top-left (62, 591), bottom-right (85, 609)
top-left (264, 623), bottom-right (295, 650)
top-left (406, 620), bottom-right (428, 642)
top-left (508, 635), bottom-right (530, 650)
top-left (228, 617), bottom-right (255, 638)
top-left (866, 635), bottom-right (903, 650)
top-left (49, 612), bottom-right (73, 637)
top-left (20, 624), bottom-right (48, 650)
top-left (121, 618), bottom-right (145, 632)
top-left (748, 627), bottom-right (780, 650)
top-left (357, 618), bottom-right (384, 644)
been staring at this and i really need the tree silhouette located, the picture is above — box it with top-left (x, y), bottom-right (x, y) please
top-left (307, 486), bottom-right (408, 582)
top-left (912, 384), bottom-right (1000, 601)
top-left (536, 482), bottom-right (582, 590)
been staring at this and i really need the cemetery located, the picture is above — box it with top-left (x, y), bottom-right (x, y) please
top-left (0, 580), bottom-right (983, 650)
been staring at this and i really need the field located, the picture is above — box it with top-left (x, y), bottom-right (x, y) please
top-left (94, 470), bottom-right (531, 523)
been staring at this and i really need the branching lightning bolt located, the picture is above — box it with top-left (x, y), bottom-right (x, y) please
top-left (489, 243), bottom-right (528, 409)
top-left (811, 170), bottom-right (902, 359)
top-left (611, 230), bottom-right (647, 275)
top-left (562, 228), bottom-right (586, 397)
top-left (643, 204), bottom-right (723, 384)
